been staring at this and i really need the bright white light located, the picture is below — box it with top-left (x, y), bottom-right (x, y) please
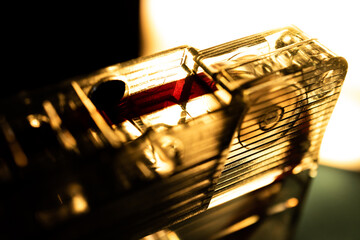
top-left (319, 93), bottom-right (360, 171)
top-left (140, 0), bottom-right (360, 171)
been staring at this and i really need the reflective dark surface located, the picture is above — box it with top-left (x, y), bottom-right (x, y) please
top-left (295, 165), bottom-right (360, 240)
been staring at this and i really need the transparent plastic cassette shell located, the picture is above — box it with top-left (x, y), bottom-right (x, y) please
top-left (192, 26), bottom-right (348, 208)
top-left (0, 26), bottom-right (347, 239)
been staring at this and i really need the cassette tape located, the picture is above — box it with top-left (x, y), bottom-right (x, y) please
top-left (0, 26), bottom-right (347, 239)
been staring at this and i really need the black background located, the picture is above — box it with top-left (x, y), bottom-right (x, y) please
top-left (2, 3), bottom-right (140, 99)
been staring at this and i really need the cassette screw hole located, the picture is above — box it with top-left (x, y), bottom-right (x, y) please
top-left (259, 106), bottom-right (284, 131)
top-left (315, 70), bottom-right (336, 99)
top-left (89, 79), bottom-right (127, 109)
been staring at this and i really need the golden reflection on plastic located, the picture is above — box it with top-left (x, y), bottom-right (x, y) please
top-left (266, 197), bottom-right (299, 216)
top-left (209, 170), bottom-right (282, 208)
top-left (0, 117), bottom-right (28, 167)
top-left (144, 145), bottom-right (175, 177)
top-left (68, 183), bottom-right (89, 214)
top-left (43, 101), bottom-right (79, 153)
top-left (120, 120), bottom-right (142, 139)
top-left (141, 230), bottom-right (180, 240)
top-left (57, 194), bottom-right (63, 205)
top-left (286, 197), bottom-right (299, 208)
top-left (88, 128), bottom-right (105, 148)
top-left (212, 215), bottom-right (260, 240)
top-left (27, 114), bottom-right (42, 128)
top-left (71, 195), bottom-right (89, 214)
